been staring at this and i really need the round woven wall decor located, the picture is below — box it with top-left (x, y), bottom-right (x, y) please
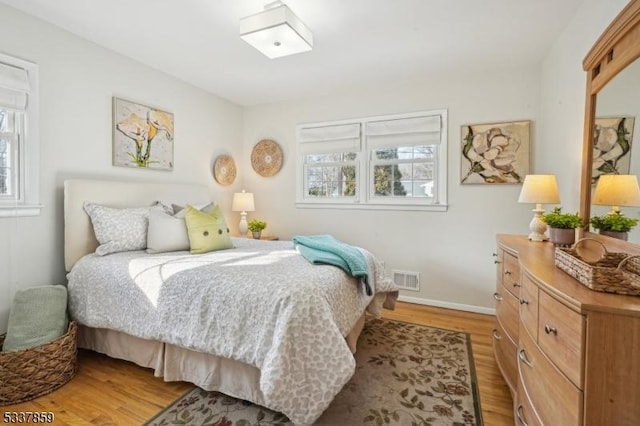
top-left (213, 154), bottom-right (237, 186)
top-left (251, 139), bottom-right (283, 177)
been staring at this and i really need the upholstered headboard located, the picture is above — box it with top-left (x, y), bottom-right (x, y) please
top-left (64, 179), bottom-right (211, 271)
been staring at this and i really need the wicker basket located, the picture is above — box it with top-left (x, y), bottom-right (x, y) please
top-left (0, 321), bottom-right (78, 405)
top-left (555, 239), bottom-right (640, 296)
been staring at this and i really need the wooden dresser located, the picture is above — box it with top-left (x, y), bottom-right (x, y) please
top-left (493, 234), bottom-right (640, 426)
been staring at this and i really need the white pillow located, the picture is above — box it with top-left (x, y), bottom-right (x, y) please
top-left (147, 203), bottom-right (215, 253)
top-left (84, 202), bottom-right (163, 255)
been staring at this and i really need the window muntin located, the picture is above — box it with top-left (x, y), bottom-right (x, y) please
top-left (371, 145), bottom-right (436, 199)
top-left (304, 152), bottom-right (357, 198)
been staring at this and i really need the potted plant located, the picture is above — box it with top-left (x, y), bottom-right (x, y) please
top-left (589, 211), bottom-right (638, 241)
top-left (542, 207), bottom-right (582, 246)
top-left (247, 219), bottom-right (267, 239)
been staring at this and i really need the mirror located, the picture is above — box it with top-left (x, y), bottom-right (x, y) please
top-left (580, 0), bottom-right (640, 244)
top-left (591, 58), bottom-right (640, 242)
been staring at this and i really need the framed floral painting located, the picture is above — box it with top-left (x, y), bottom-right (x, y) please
top-left (112, 97), bottom-right (174, 170)
top-left (460, 120), bottom-right (530, 184)
top-left (592, 116), bottom-right (634, 183)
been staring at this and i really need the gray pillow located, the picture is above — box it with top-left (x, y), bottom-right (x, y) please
top-left (147, 203), bottom-right (215, 253)
top-left (2, 285), bottom-right (69, 352)
top-left (172, 202), bottom-right (215, 217)
top-left (84, 202), bottom-right (164, 255)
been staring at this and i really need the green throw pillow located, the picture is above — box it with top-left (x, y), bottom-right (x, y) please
top-left (184, 205), bottom-right (233, 254)
top-left (2, 285), bottom-right (69, 352)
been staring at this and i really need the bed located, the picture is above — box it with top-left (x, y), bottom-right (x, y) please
top-left (63, 179), bottom-right (398, 425)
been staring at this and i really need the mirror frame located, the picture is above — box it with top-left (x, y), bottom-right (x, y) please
top-left (580, 0), bottom-right (640, 234)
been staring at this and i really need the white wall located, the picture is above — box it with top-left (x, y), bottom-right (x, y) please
top-left (0, 4), bottom-right (244, 332)
top-left (242, 68), bottom-right (540, 313)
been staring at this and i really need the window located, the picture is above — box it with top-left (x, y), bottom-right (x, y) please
top-left (0, 110), bottom-right (21, 198)
top-left (0, 54), bottom-right (40, 217)
top-left (298, 122), bottom-right (361, 203)
top-left (296, 110), bottom-right (447, 211)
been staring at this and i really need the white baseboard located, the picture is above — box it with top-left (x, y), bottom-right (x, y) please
top-left (397, 295), bottom-right (496, 316)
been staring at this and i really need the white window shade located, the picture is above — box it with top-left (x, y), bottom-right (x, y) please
top-left (366, 115), bottom-right (441, 149)
top-left (298, 123), bottom-right (361, 154)
top-left (0, 62), bottom-right (29, 111)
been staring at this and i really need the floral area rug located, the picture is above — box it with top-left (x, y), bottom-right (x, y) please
top-left (145, 318), bottom-right (483, 426)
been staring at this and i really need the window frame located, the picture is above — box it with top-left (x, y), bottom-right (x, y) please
top-left (0, 52), bottom-right (40, 218)
top-left (368, 144), bottom-right (438, 205)
top-left (296, 109), bottom-right (448, 211)
top-left (0, 111), bottom-right (22, 201)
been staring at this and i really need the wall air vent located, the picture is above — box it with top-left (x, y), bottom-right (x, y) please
top-left (392, 270), bottom-right (420, 291)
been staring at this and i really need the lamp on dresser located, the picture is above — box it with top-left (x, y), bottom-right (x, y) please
top-left (518, 174), bottom-right (561, 241)
top-left (592, 174), bottom-right (640, 214)
top-left (232, 190), bottom-right (255, 236)
top-left (590, 174), bottom-right (640, 240)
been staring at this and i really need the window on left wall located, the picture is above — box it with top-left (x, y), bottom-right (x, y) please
top-left (0, 53), bottom-right (40, 217)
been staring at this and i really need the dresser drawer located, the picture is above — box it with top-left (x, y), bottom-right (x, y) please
top-left (495, 248), bottom-right (504, 288)
top-left (519, 274), bottom-right (539, 341)
top-left (495, 288), bottom-right (519, 342)
top-left (518, 323), bottom-right (583, 426)
top-left (538, 290), bottom-right (584, 388)
top-left (492, 320), bottom-right (518, 394)
top-left (516, 375), bottom-right (542, 426)
top-left (502, 251), bottom-right (521, 297)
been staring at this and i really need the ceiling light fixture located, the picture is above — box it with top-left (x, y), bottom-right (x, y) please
top-left (240, 1), bottom-right (313, 59)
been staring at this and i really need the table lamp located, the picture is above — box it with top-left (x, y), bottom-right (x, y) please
top-left (518, 175), bottom-right (561, 241)
top-left (592, 174), bottom-right (640, 214)
top-left (232, 190), bottom-right (255, 236)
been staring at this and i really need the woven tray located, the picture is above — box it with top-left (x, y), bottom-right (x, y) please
top-left (555, 239), bottom-right (640, 296)
top-left (0, 321), bottom-right (78, 405)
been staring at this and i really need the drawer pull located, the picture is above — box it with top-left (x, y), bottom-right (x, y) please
top-left (493, 292), bottom-right (503, 301)
top-left (494, 259), bottom-right (502, 264)
top-left (544, 324), bottom-right (558, 335)
top-left (516, 404), bottom-right (529, 426)
top-left (519, 298), bottom-right (529, 305)
top-left (492, 253), bottom-right (498, 257)
top-left (504, 270), bottom-right (512, 276)
top-left (512, 281), bottom-right (521, 288)
top-left (492, 329), bottom-right (502, 340)
top-left (518, 349), bottom-right (533, 368)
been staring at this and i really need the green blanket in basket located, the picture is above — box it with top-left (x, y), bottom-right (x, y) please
top-left (2, 285), bottom-right (68, 352)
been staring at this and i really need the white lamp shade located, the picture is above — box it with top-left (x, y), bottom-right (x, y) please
top-left (232, 191), bottom-right (255, 212)
top-left (592, 174), bottom-right (640, 208)
top-left (518, 175), bottom-right (561, 204)
top-left (240, 4), bottom-right (313, 59)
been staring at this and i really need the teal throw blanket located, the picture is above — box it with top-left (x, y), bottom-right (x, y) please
top-left (293, 235), bottom-right (372, 295)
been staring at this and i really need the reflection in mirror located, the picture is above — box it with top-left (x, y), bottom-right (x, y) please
top-left (592, 58), bottom-right (640, 242)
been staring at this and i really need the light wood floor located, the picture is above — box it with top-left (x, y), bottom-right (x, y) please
top-left (3, 302), bottom-right (514, 425)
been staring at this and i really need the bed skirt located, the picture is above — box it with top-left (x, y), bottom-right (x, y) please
top-left (77, 313), bottom-right (366, 410)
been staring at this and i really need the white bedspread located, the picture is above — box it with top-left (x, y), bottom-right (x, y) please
top-left (67, 237), bottom-right (397, 425)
